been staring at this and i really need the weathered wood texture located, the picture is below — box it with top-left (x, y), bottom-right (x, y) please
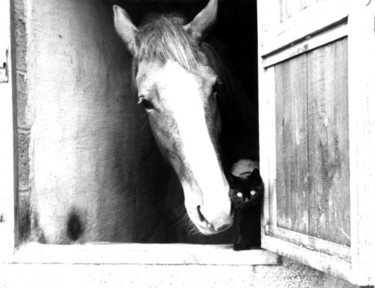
top-left (307, 39), bottom-right (349, 246)
top-left (279, 0), bottom-right (326, 22)
top-left (275, 38), bottom-right (350, 246)
top-left (275, 55), bottom-right (309, 234)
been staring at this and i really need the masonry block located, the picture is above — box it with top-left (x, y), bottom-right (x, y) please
top-left (18, 129), bottom-right (30, 189)
top-left (16, 72), bottom-right (29, 128)
top-left (18, 190), bottom-right (31, 242)
top-left (14, 0), bottom-right (26, 69)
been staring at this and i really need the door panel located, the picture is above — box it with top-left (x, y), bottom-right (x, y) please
top-left (307, 39), bottom-right (349, 246)
top-left (258, 0), bottom-right (375, 285)
top-left (274, 39), bottom-right (350, 246)
top-left (275, 55), bottom-right (309, 234)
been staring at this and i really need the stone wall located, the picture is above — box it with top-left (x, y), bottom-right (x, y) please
top-left (14, 0), bottom-right (31, 243)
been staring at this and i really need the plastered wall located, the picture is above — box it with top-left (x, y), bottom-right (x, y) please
top-left (26, 0), bottom-right (170, 243)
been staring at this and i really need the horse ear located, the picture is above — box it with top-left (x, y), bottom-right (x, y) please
top-left (113, 5), bottom-right (138, 56)
top-left (184, 0), bottom-right (218, 41)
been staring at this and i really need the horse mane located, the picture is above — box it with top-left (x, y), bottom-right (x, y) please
top-left (133, 15), bottom-right (259, 174)
top-left (201, 43), bottom-right (259, 173)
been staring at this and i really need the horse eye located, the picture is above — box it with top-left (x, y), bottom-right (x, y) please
top-left (212, 79), bottom-right (221, 95)
top-left (138, 97), bottom-right (154, 111)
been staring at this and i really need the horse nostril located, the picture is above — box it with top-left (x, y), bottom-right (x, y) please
top-left (216, 223), bottom-right (231, 232)
top-left (197, 205), bottom-right (207, 223)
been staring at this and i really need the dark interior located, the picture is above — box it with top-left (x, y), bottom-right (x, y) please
top-left (108, 0), bottom-right (259, 244)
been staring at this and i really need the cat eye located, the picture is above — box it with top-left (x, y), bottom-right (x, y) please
top-left (236, 192), bottom-right (243, 198)
top-left (250, 190), bottom-right (256, 196)
top-left (138, 97), bottom-right (154, 111)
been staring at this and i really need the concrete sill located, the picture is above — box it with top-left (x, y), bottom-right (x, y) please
top-left (5, 243), bottom-right (281, 265)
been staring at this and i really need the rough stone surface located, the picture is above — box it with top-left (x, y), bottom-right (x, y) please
top-left (253, 258), bottom-right (358, 288)
top-left (18, 190), bottom-right (31, 242)
top-left (14, 0), bottom-right (31, 243)
top-left (14, 0), bottom-right (27, 71)
top-left (17, 129), bottom-right (30, 188)
top-left (16, 72), bottom-right (29, 128)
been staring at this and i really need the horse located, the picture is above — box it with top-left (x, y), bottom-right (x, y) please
top-left (113, 0), bottom-right (258, 235)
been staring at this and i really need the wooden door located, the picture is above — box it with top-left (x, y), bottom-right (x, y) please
top-left (0, 0), bottom-right (16, 256)
top-left (258, 0), bottom-right (375, 285)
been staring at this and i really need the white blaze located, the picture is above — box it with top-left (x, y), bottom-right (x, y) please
top-left (159, 61), bottom-right (230, 226)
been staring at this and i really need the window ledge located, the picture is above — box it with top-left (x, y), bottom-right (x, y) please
top-left (3, 243), bottom-right (281, 265)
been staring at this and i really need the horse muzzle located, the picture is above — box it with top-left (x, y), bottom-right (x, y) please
top-left (194, 205), bottom-right (233, 235)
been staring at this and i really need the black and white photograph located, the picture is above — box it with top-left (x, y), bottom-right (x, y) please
top-left (0, 0), bottom-right (374, 287)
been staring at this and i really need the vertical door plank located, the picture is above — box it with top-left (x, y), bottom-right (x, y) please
top-left (307, 39), bottom-right (350, 246)
top-left (275, 55), bottom-right (309, 234)
top-left (279, 0), bottom-right (299, 22)
top-left (259, 66), bottom-right (277, 227)
top-left (348, 1), bottom-right (375, 282)
top-left (279, 0), bottom-right (288, 22)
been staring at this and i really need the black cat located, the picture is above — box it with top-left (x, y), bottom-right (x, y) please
top-left (229, 168), bottom-right (264, 251)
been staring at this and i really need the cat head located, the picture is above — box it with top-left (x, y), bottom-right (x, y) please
top-left (228, 168), bottom-right (263, 208)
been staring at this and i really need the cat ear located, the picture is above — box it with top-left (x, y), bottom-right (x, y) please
top-left (227, 173), bottom-right (240, 185)
top-left (251, 168), bottom-right (262, 182)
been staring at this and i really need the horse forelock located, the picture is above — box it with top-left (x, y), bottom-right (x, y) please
top-left (131, 14), bottom-right (251, 119)
top-left (134, 15), bottom-right (200, 72)
top-left (201, 43), bottom-right (260, 168)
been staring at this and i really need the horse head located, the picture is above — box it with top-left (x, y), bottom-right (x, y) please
top-left (113, 0), bottom-right (233, 235)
